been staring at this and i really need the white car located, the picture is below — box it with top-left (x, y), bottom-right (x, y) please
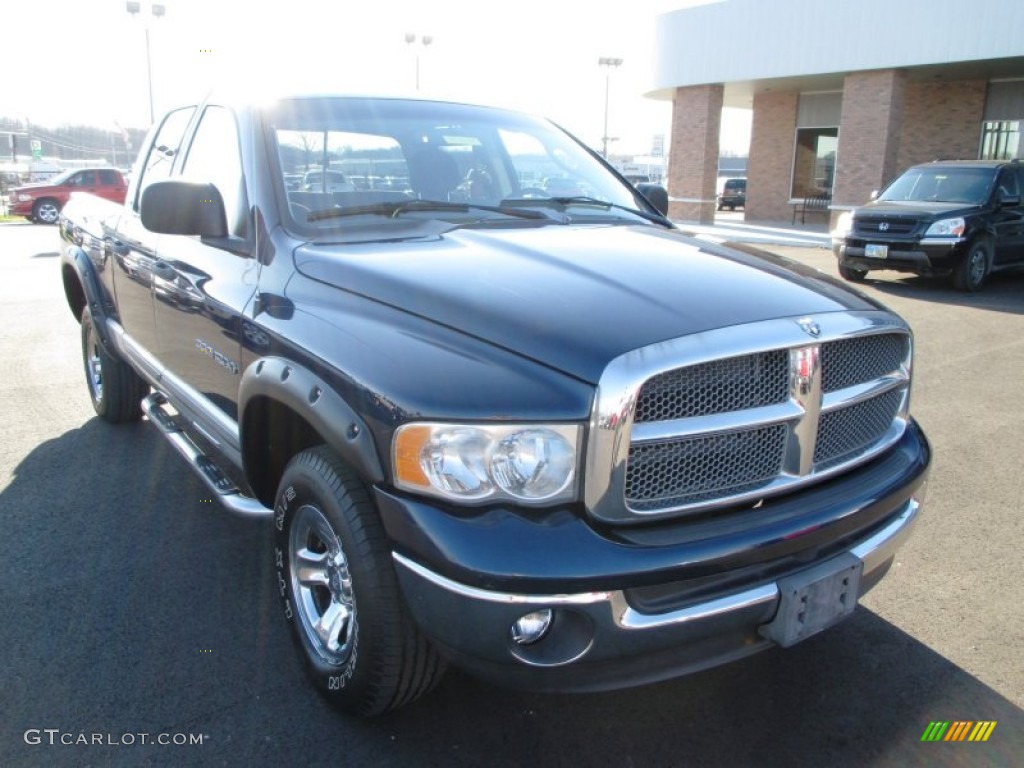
top-left (302, 169), bottom-right (354, 193)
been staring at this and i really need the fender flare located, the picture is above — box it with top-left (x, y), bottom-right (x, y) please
top-left (239, 356), bottom-right (385, 486)
top-left (62, 244), bottom-right (115, 349)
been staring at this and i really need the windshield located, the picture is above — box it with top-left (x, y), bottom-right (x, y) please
top-left (36, 168), bottom-right (75, 185)
top-left (878, 166), bottom-right (995, 205)
top-left (264, 97), bottom-right (657, 233)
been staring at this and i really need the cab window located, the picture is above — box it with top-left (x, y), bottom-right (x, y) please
top-left (132, 106), bottom-right (196, 213)
top-left (181, 105), bottom-right (248, 238)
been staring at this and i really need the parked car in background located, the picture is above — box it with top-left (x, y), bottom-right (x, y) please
top-left (1, 169), bottom-right (22, 190)
top-left (717, 177), bottom-right (746, 210)
top-left (832, 159), bottom-right (1024, 291)
top-left (542, 175), bottom-right (588, 197)
top-left (302, 169), bottom-right (354, 193)
top-left (7, 167), bottom-right (127, 224)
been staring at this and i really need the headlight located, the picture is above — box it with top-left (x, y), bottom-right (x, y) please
top-left (831, 211), bottom-right (853, 238)
top-left (393, 423), bottom-right (579, 505)
top-left (925, 217), bottom-right (965, 237)
top-left (17, 193), bottom-right (33, 202)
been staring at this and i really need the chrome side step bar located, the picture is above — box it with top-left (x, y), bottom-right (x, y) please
top-left (141, 393), bottom-right (272, 518)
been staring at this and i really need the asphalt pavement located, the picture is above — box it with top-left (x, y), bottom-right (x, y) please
top-left (1, 220), bottom-right (1021, 768)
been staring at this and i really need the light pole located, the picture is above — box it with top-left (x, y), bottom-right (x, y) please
top-left (598, 57), bottom-right (623, 159)
top-left (404, 33), bottom-right (433, 92)
top-left (126, 2), bottom-right (166, 125)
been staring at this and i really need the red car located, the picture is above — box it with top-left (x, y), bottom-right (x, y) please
top-left (7, 167), bottom-right (127, 224)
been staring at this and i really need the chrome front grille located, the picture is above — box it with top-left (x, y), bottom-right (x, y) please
top-left (585, 313), bottom-right (913, 524)
top-left (626, 424), bottom-right (788, 511)
top-left (821, 334), bottom-right (905, 392)
top-left (634, 350), bottom-right (789, 422)
top-left (814, 389), bottom-right (904, 469)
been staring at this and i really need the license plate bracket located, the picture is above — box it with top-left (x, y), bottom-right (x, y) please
top-left (759, 553), bottom-right (863, 647)
top-left (864, 243), bottom-right (889, 259)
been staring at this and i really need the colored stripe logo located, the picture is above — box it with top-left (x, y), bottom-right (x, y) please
top-left (921, 721), bottom-right (997, 742)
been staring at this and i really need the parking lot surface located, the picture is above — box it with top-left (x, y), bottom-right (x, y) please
top-left (0, 223), bottom-right (1021, 767)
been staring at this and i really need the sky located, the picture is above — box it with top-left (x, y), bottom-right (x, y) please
top-left (4, 0), bottom-right (751, 157)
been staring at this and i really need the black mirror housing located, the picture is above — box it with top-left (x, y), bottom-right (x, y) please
top-left (141, 180), bottom-right (228, 237)
top-left (636, 182), bottom-right (669, 216)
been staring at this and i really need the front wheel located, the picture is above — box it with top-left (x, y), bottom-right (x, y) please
top-left (952, 238), bottom-right (991, 292)
top-left (80, 307), bottom-right (148, 423)
top-left (838, 264), bottom-right (867, 282)
top-left (273, 447), bottom-right (446, 716)
top-left (32, 198), bottom-right (60, 225)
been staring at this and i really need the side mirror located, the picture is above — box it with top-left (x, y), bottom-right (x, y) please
top-left (999, 190), bottom-right (1021, 208)
top-left (869, 190), bottom-right (880, 201)
top-left (636, 182), bottom-right (669, 216)
top-left (140, 180), bottom-right (228, 237)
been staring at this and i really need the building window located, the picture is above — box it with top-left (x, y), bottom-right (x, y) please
top-left (980, 121), bottom-right (1021, 160)
top-left (791, 127), bottom-right (837, 199)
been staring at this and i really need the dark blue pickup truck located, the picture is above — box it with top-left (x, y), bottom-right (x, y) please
top-left (59, 94), bottom-right (930, 716)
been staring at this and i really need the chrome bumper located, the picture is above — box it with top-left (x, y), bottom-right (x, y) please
top-left (392, 493), bottom-right (923, 691)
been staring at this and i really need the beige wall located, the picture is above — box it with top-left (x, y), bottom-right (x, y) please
top-left (666, 84), bottom-right (723, 223)
top-left (897, 79), bottom-right (988, 171)
top-left (831, 69), bottom-right (908, 211)
top-left (746, 90), bottom-right (798, 222)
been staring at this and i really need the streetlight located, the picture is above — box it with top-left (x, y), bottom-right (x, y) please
top-left (404, 33), bottom-right (433, 92)
top-left (126, 1), bottom-right (166, 125)
top-left (598, 57), bottom-right (623, 159)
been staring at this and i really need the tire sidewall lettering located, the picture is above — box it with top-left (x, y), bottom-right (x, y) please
top-left (274, 484), bottom-right (295, 531)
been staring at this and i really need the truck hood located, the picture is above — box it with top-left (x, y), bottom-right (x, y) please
top-left (857, 200), bottom-right (982, 219)
top-left (10, 182), bottom-right (58, 195)
top-left (294, 224), bottom-right (879, 383)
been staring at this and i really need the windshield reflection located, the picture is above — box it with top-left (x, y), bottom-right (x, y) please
top-left (265, 97), bottom-right (647, 230)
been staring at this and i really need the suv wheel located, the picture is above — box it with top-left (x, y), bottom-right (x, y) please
top-left (839, 264), bottom-right (867, 282)
top-left (32, 198), bottom-right (61, 225)
top-left (274, 447), bottom-right (446, 716)
top-left (953, 238), bottom-right (991, 292)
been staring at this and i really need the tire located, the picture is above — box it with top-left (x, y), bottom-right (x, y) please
top-left (273, 447), bottom-right (446, 716)
top-left (32, 198), bottom-right (61, 225)
top-left (80, 307), bottom-right (148, 423)
top-left (952, 238), bottom-right (991, 292)
top-left (838, 264), bottom-right (867, 282)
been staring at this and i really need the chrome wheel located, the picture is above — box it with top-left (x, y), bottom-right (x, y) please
top-left (86, 336), bottom-right (104, 403)
top-left (289, 503), bottom-right (356, 666)
top-left (34, 200), bottom-right (60, 224)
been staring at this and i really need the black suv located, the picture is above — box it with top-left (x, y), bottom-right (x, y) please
top-left (717, 177), bottom-right (746, 210)
top-left (832, 159), bottom-right (1024, 291)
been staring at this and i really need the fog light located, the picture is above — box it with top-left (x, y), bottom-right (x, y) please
top-left (511, 609), bottom-right (553, 645)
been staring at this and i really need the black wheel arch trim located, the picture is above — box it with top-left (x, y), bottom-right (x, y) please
top-left (62, 244), bottom-right (114, 348)
top-left (239, 356), bottom-right (385, 495)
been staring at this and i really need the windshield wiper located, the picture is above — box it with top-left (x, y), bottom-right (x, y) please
top-left (306, 199), bottom-right (549, 223)
top-left (501, 196), bottom-right (669, 225)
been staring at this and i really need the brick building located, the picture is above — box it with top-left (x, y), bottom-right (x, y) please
top-left (648, 0), bottom-right (1024, 225)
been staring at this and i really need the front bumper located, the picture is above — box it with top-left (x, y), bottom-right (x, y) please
top-left (837, 237), bottom-right (968, 276)
top-left (8, 198), bottom-right (33, 217)
top-left (379, 422), bottom-right (930, 692)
